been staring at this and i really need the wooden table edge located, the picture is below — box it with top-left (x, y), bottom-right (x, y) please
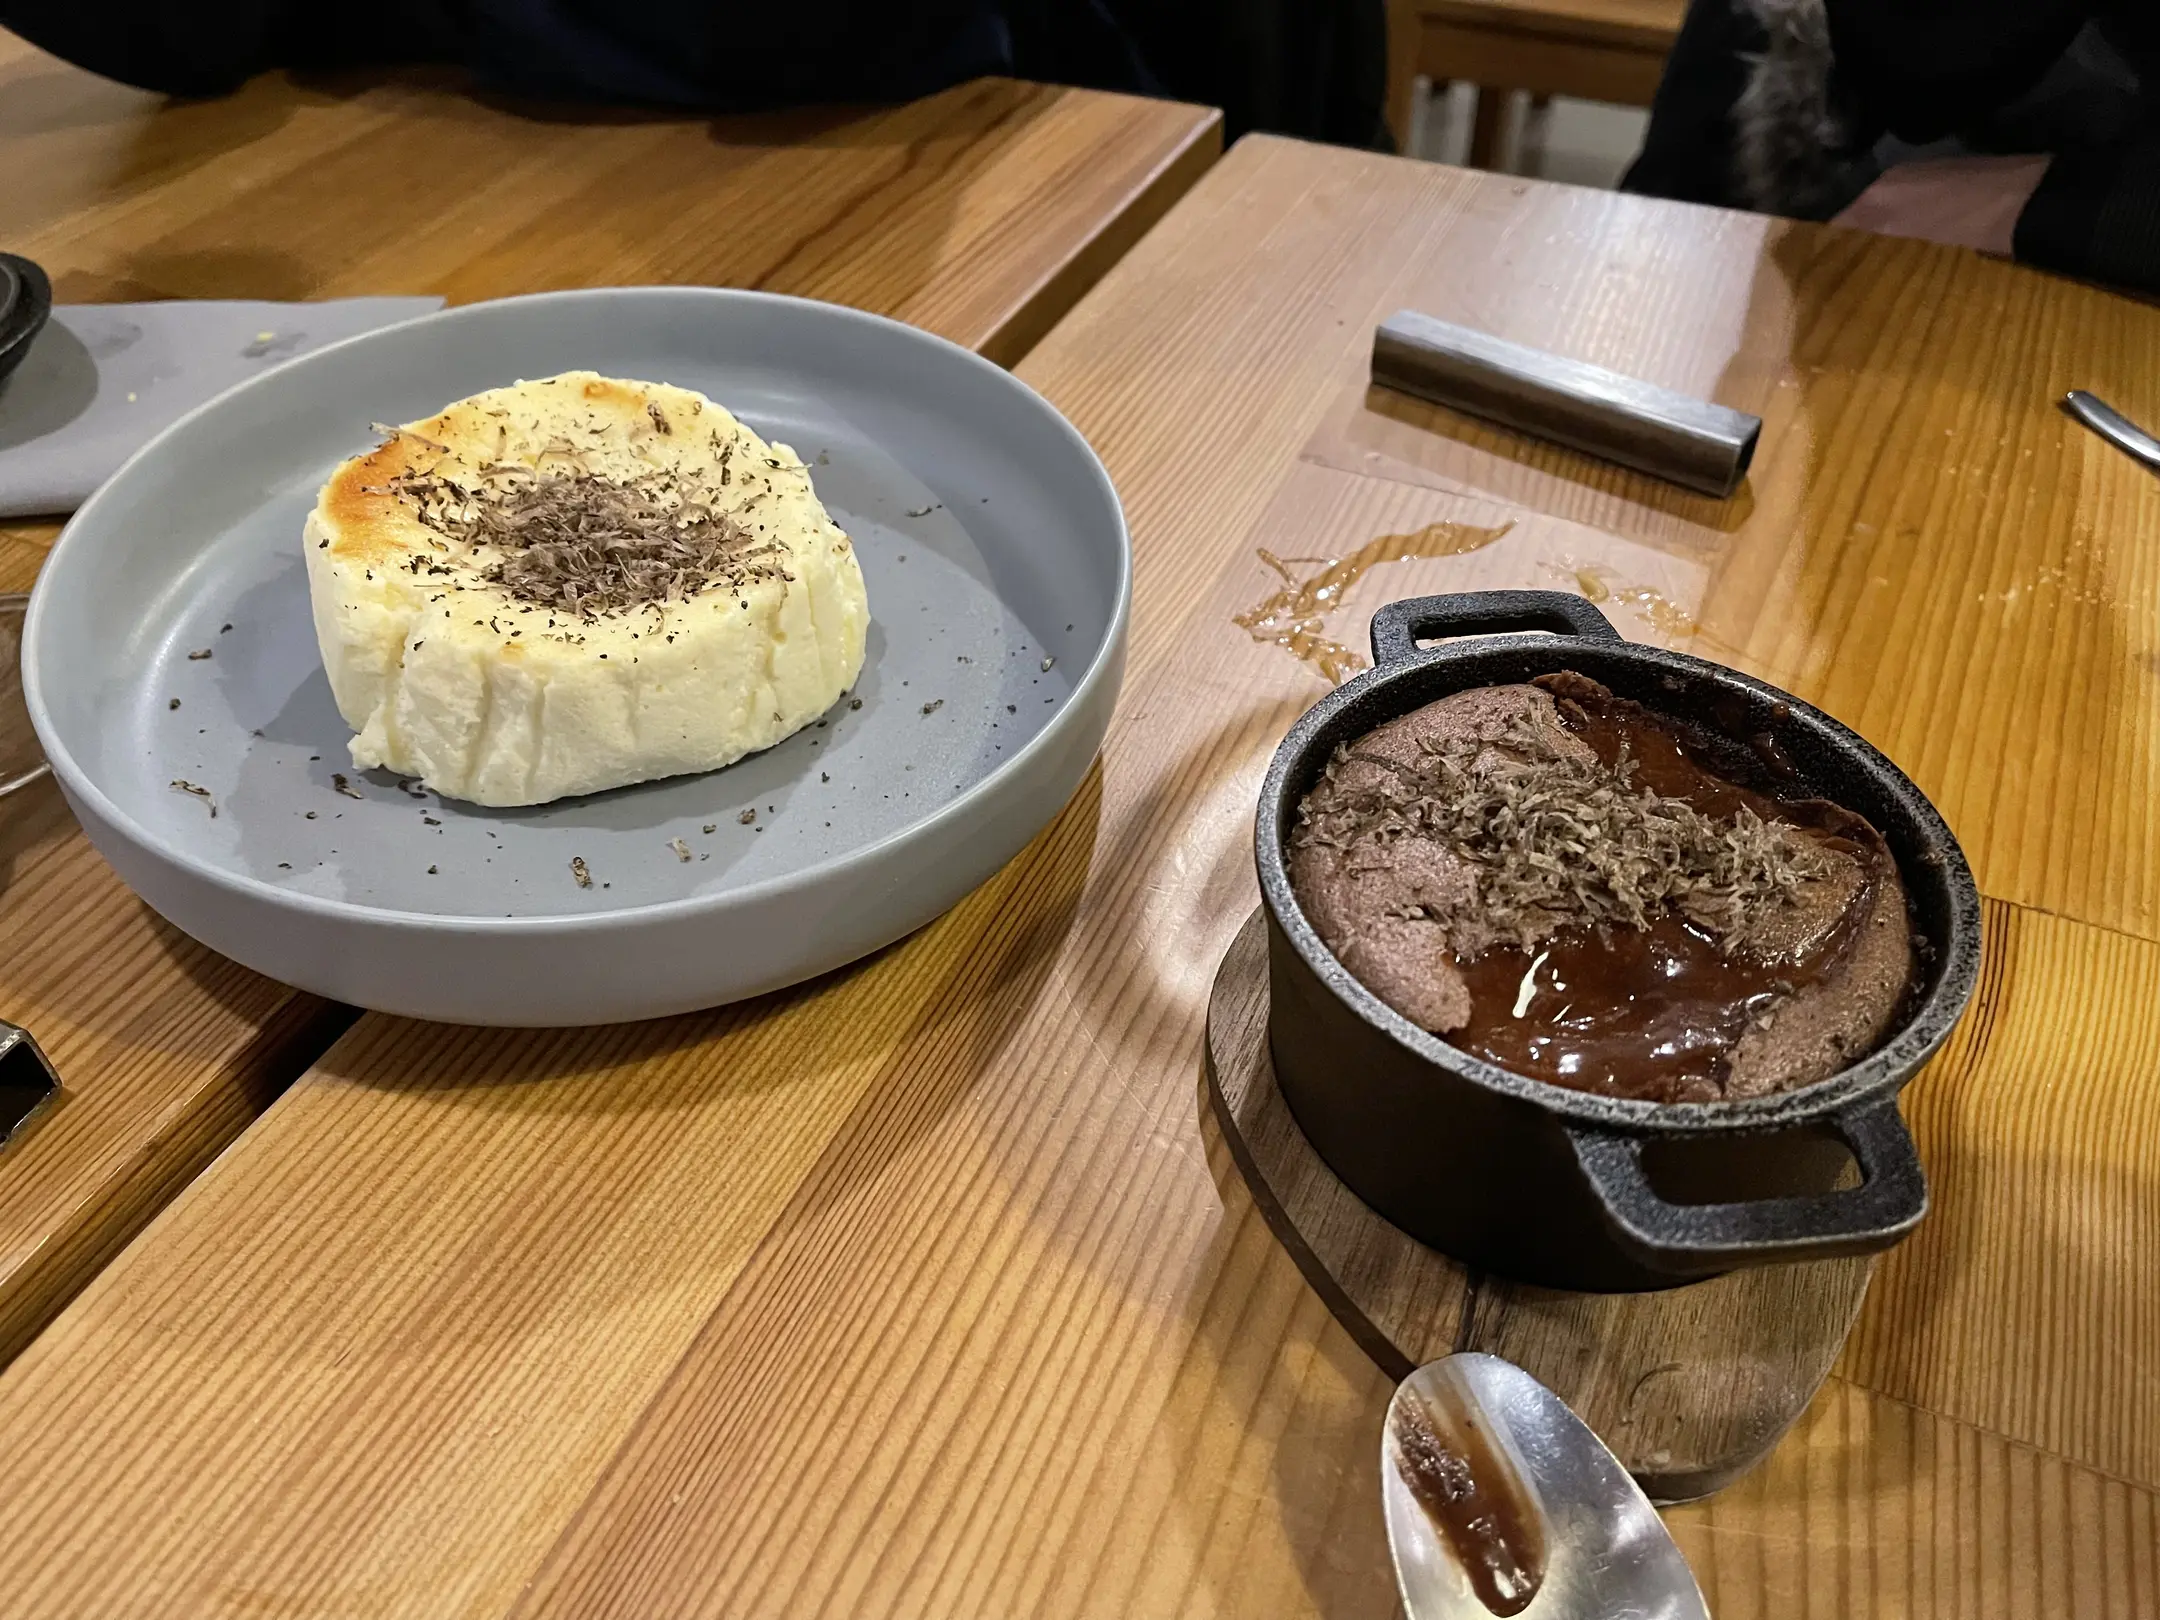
top-left (978, 105), bottom-right (1222, 370)
top-left (0, 993), bottom-right (354, 1365)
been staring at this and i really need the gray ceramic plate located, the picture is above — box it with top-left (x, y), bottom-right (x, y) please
top-left (24, 289), bottom-right (1127, 1024)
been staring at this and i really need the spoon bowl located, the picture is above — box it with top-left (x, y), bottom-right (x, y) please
top-left (1383, 1354), bottom-right (1709, 1620)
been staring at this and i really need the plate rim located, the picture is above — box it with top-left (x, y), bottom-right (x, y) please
top-left (24, 285), bottom-right (1130, 936)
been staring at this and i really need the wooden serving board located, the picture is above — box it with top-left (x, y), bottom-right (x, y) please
top-left (1205, 906), bottom-right (1873, 1503)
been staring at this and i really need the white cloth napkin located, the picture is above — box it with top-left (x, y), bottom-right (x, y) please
top-left (0, 296), bottom-right (445, 517)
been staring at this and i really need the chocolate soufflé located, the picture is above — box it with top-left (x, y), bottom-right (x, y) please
top-left (1286, 673), bottom-right (1916, 1105)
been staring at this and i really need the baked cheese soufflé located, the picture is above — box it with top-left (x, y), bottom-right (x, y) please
top-left (1287, 674), bottom-right (1916, 1105)
top-left (304, 371), bottom-right (868, 807)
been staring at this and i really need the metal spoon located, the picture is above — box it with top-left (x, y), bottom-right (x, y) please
top-left (1382, 1354), bottom-right (1709, 1620)
top-left (2063, 390), bottom-right (2160, 473)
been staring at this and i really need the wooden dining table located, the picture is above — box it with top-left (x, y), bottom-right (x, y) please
top-left (5, 50), bottom-right (2160, 1620)
top-left (0, 30), bottom-right (1217, 1366)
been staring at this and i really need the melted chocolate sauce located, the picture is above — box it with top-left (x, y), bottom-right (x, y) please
top-left (1390, 1387), bottom-right (1546, 1616)
top-left (1455, 918), bottom-right (1789, 1103)
top-left (1447, 681), bottom-right (1877, 1104)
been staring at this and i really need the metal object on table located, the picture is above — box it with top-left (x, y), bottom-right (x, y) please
top-left (0, 1019), bottom-right (59, 1148)
top-left (2062, 390), bottom-right (2160, 473)
top-left (0, 595), bottom-right (49, 798)
top-left (1383, 1353), bottom-right (1709, 1620)
top-left (1372, 310), bottom-right (1761, 497)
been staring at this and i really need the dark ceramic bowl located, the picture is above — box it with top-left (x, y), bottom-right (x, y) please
top-left (0, 254), bottom-right (53, 388)
top-left (1256, 591), bottom-right (1982, 1291)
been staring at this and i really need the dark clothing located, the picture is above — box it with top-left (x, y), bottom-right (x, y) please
top-left (0, 0), bottom-right (1389, 147)
top-left (1620, 0), bottom-right (1782, 208)
top-left (2019, 124), bottom-right (2160, 292)
top-left (1624, 0), bottom-right (2160, 295)
top-left (1100, 1), bottom-right (1388, 150)
top-left (1, 1), bottom-right (1022, 104)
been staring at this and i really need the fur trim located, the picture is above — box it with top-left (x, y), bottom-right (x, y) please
top-left (1732, 0), bottom-right (1853, 216)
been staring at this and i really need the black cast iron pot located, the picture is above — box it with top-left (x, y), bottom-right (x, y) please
top-left (1256, 590), bottom-right (1982, 1292)
top-left (0, 254), bottom-right (52, 388)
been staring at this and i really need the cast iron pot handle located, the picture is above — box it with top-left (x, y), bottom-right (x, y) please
top-left (1567, 1100), bottom-right (1929, 1275)
top-left (1369, 590), bottom-right (1622, 667)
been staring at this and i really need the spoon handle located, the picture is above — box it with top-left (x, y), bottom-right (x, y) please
top-left (2064, 390), bottom-right (2160, 472)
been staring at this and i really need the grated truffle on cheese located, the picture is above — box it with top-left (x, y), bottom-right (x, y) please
top-left (303, 371), bottom-right (868, 807)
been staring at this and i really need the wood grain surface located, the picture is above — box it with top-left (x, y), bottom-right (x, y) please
top-left (0, 536), bottom-right (357, 1367)
top-left (1675, 1377), bottom-right (2160, 1619)
top-left (0, 27), bottom-right (1217, 1366)
top-left (1206, 904), bottom-right (1873, 1502)
top-left (0, 32), bottom-right (1217, 369)
top-left (2, 135), bottom-right (2156, 1618)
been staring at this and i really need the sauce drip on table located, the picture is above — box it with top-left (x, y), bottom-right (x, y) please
top-left (1231, 520), bottom-right (1513, 683)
